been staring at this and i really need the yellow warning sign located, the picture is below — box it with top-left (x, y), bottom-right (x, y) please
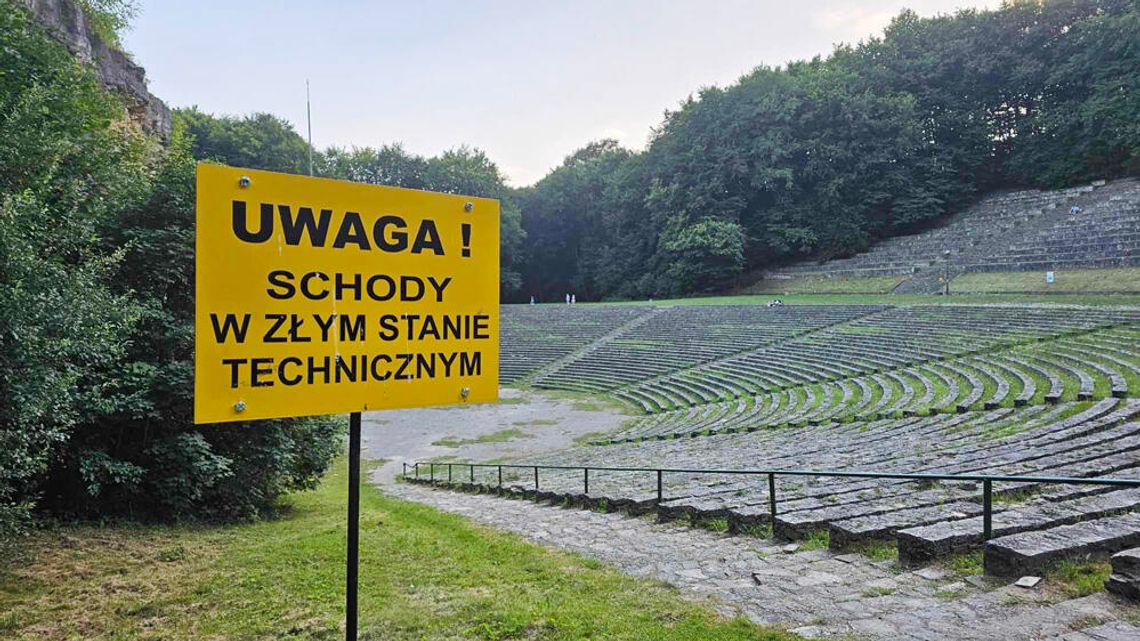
top-left (194, 164), bottom-right (500, 423)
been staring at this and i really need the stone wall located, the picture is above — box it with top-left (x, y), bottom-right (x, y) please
top-left (20, 0), bottom-right (172, 140)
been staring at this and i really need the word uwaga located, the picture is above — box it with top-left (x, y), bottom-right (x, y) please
top-left (210, 202), bottom-right (490, 389)
top-left (232, 200), bottom-right (467, 255)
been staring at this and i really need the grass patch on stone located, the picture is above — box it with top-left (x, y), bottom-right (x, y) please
top-left (800, 530), bottom-right (830, 551)
top-left (697, 517), bottom-right (730, 533)
top-left (851, 540), bottom-right (899, 563)
top-left (512, 418), bottom-right (559, 427)
top-left (1048, 560), bottom-right (1112, 598)
top-left (861, 586), bottom-right (897, 598)
top-left (741, 275), bottom-right (908, 295)
top-left (943, 550), bottom-right (984, 577)
top-left (951, 267), bottom-right (1140, 294)
top-left (572, 431), bottom-right (613, 446)
top-left (0, 458), bottom-right (801, 641)
top-left (739, 524), bottom-right (773, 539)
top-left (431, 428), bottom-right (533, 447)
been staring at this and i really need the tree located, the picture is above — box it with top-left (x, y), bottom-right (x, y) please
top-left (0, 2), bottom-right (145, 532)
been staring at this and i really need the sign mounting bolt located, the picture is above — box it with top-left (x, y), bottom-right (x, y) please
top-left (464, 202), bottom-right (473, 212)
top-left (460, 387), bottom-right (470, 399)
top-left (234, 400), bottom-right (247, 413)
top-left (239, 176), bottom-right (251, 188)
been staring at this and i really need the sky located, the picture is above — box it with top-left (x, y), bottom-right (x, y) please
top-left (123, 1), bottom-right (1000, 186)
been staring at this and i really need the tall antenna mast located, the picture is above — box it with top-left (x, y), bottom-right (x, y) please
top-left (306, 79), bottom-right (314, 176)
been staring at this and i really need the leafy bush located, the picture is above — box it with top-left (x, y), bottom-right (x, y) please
top-left (0, 1), bottom-right (145, 534)
top-left (1, 1), bottom-right (342, 527)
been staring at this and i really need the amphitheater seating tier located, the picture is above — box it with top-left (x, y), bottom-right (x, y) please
top-left (469, 302), bottom-right (1140, 577)
top-left (758, 178), bottom-right (1140, 292)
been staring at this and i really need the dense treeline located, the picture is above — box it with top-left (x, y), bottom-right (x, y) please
top-left (517, 0), bottom-right (1140, 301)
top-left (0, 2), bottom-right (341, 533)
top-left (177, 109), bottom-right (527, 297)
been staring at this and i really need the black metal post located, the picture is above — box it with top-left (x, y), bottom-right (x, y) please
top-left (448, 463), bottom-right (452, 484)
top-left (498, 465), bottom-right (503, 488)
top-left (429, 463), bottom-right (434, 483)
top-left (470, 464), bottom-right (475, 483)
top-left (656, 469), bottom-right (663, 503)
top-left (768, 473), bottom-right (777, 524)
top-left (414, 462), bottom-right (419, 479)
top-left (346, 411), bottom-right (362, 641)
top-left (983, 479), bottom-right (993, 540)
top-left (584, 468), bottom-right (589, 495)
top-left (534, 466), bottom-right (539, 491)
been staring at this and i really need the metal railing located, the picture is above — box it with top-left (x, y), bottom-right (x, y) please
top-left (403, 462), bottom-right (1140, 540)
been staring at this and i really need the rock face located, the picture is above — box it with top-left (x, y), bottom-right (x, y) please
top-left (1106, 548), bottom-right (1140, 600)
top-left (20, 0), bottom-right (172, 140)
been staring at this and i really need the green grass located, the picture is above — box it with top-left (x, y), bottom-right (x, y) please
top-left (740, 275), bottom-right (907, 295)
top-left (943, 550), bottom-right (984, 577)
top-left (697, 517), bottom-right (730, 533)
top-left (601, 292), bottom-right (1140, 307)
top-left (509, 387), bottom-right (636, 415)
top-left (861, 586), bottom-right (897, 598)
top-left (952, 267), bottom-right (1140, 294)
top-left (800, 530), bottom-right (830, 551)
top-left (850, 540), bottom-right (899, 563)
top-left (513, 418), bottom-right (560, 427)
top-left (432, 428), bottom-right (533, 448)
top-left (1049, 560), bottom-right (1112, 598)
top-left (0, 459), bottom-right (801, 641)
top-left (571, 430), bottom-right (615, 447)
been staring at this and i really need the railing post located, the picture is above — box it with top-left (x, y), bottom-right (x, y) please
top-left (415, 462), bottom-right (419, 479)
top-left (534, 466), bottom-right (539, 491)
top-left (430, 463), bottom-right (434, 483)
top-left (983, 479), bottom-right (993, 540)
top-left (584, 468), bottom-right (589, 495)
top-left (470, 464), bottom-right (475, 483)
top-left (657, 469), bottom-right (663, 503)
top-left (402, 462), bottom-right (406, 478)
top-left (498, 465), bottom-right (503, 488)
top-left (448, 463), bottom-right (452, 485)
top-left (768, 473), bottom-right (777, 524)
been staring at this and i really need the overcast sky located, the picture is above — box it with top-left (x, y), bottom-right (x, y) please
top-left (123, 1), bottom-right (999, 186)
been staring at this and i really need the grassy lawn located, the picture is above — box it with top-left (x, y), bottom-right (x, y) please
top-left (596, 292), bottom-right (1140, 307)
top-left (0, 459), bottom-right (797, 641)
top-left (740, 275), bottom-right (907, 295)
top-left (952, 267), bottom-right (1140, 294)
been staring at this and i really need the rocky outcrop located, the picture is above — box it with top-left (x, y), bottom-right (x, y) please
top-left (20, 0), bottom-right (172, 140)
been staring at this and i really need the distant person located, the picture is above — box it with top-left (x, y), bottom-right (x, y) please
top-left (571, 294), bottom-right (577, 304)
top-left (565, 293), bottom-right (571, 304)
top-left (529, 295), bottom-right (535, 305)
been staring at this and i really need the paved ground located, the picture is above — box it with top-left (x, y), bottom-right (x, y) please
top-left (364, 391), bottom-right (1140, 641)
top-left (360, 388), bottom-right (631, 482)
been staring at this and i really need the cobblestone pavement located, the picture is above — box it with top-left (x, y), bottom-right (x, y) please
top-left (384, 482), bottom-right (1140, 641)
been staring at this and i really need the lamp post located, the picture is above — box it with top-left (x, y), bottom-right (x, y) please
top-left (942, 249), bottom-right (952, 296)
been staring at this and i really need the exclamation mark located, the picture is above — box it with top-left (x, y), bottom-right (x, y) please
top-left (461, 223), bottom-right (471, 258)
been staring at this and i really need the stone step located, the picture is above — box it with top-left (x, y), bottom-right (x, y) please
top-left (897, 486), bottom-right (1140, 565)
top-left (1106, 548), bottom-right (1140, 601)
top-left (984, 512), bottom-right (1140, 576)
